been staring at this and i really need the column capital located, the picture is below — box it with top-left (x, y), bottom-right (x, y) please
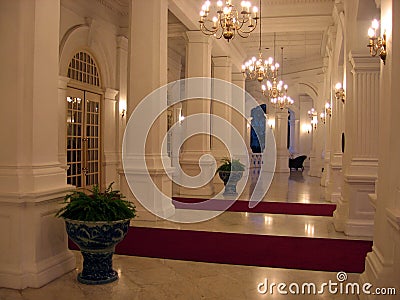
top-left (117, 35), bottom-right (128, 51)
top-left (212, 56), bottom-right (232, 67)
top-left (349, 52), bottom-right (380, 73)
top-left (275, 109), bottom-right (289, 118)
top-left (185, 31), bottom-right (212, 45)
top-left (105, 88), bottom-right (119, 100)
top-left (231, 72), bottom-right (244, 82)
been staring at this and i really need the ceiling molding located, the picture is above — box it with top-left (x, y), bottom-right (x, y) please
top-left (94, 0), bottom-right (128, 17)
top-left (257, 16), bottom-right (333, 33)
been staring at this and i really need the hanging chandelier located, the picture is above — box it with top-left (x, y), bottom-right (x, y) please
top-left (261, 45), bottom-right (294, 109)
top-left (199, 0), bottom-right (259, 42)
top-left (241, 0), bottom-right (277, 82)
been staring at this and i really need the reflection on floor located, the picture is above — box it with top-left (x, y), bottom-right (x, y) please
top-left (0, 170), bottom-right (367, 299)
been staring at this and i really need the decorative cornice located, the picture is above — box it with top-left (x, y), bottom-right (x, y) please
top-left (264, 0), bottom-right (333, 4)
top-left (349, 52), bottom-right (380, 72)
top-left (94, 0), bottom-right (128, 17)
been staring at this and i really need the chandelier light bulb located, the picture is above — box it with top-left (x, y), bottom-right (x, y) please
top-left (217, 0), bottom-right (223, 7)
top-left (335, 82), bottom-right (342, 90)
top-left (261, 84), bottom-right (266, 91)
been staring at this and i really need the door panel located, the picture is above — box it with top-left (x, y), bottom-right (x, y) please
top-left (66, 88), bottom-right (101, 188)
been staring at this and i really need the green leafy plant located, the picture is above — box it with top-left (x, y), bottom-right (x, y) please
top-left (216, 158), bottom-right (245, 173)
top-left (56, 183), bottom-right (136, 222)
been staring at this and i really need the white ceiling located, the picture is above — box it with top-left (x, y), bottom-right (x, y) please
top-left (169, 0), bottom-right (335, 71)
top-left (62, 0), bottom-right (337, 72)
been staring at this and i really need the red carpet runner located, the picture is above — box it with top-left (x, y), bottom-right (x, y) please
top-left (69, 227), bottom-right (372, 273)
top-left (172, 197), bottom-right (336, 216)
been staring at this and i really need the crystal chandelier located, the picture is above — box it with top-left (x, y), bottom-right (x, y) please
top-left (261, 45), bottom-right (294, 109)
top-left (241, 0), bottom-right (277, 82)
top-left (199, 0), bottom-right (259, 42)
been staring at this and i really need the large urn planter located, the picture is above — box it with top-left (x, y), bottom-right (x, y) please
top-left (65, 218), bottom-right (130, 284)
top-left (216, 158), bottom-right (245, 196)
top-left (56, 183), bottom-right (136, 285)
top-left (218, 171), bottom-right (243, 196)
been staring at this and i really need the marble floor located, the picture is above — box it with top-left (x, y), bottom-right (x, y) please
top-left (0, 171), bottom-right (369, 299)
top-left (0, 252), bottom-right (361, 300)
top-left (194, 171), bottom-right (327, 204)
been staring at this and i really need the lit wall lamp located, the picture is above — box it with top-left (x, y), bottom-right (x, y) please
top-left (302, 123), bottom-right (312, 134)
top-left (334, 83), bottom-right (345, 103)
top-left (120, 100), bottom-right (127, 118)
top-left (308, 108), bottom-right (318, 130)
top-left (367, 19), bottom-right (387, 64)
top-left (325, 102), bottom-right (332, 117)
top-left (320, 112), bottom-right (326, 124)
top-left (267, 119), bottom-right (275, 129)
top-left (320, 102), bottom-right (332, 124)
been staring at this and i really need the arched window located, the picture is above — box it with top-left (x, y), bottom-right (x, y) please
top-left (67, 51), bottom-right (100, 86)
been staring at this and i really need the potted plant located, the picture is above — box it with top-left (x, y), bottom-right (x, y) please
top-left (56, 183), bottom-right (136, 285)
top-left (216, 158), bottom-right (245, 196)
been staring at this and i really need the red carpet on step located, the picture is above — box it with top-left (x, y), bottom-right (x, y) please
top-left (69, 227), bottom-right (372, 273)
top-left (172, 197), bottom-right (336, 216)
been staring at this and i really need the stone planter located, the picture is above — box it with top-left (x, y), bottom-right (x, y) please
top-left (218, 171), bottom-right (243, 196)
top-left (65, 218), bottom-right (130, 285)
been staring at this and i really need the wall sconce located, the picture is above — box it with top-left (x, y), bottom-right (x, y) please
top-left (308, 108), bottom-right (318, 130)
top-left (325, 102), bottom-right (332, 117)
top-left (334, 83), bottom-right (345, 103)
top-left (302, 123), bottom-right (312, 134)
top-left (267, 119), bottom-right (275, 129)
top-left (320, 112), bottom-right (326, 124)
top-left (178, 114), bottom-right (185, 124)
top-left (311, 117), bottom-right (318, 130)
top-left (120, 100), bottom-right (127, 118)
top-left (367, 19), bottom-right (387, 64)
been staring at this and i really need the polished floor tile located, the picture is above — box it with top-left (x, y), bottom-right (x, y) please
top-left (0, 252), bottom-right (361, 300)
top-left (133, 210), bottom-right (371, 241)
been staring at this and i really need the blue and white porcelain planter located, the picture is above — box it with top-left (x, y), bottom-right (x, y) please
top-left (65, 218), bottom-right (130, 285)
top-left (218, 171), bottom-right (243, 196)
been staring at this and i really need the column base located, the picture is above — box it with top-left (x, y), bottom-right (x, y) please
top-left (360, 245), bottom-right (399, 300)
top-left (345, 219), bottom-right (374, 237)
top-left (119, 168), bottom-right (176, 221)
top-left (275, 154), bottom-right (289, 173)
top-left (0, 190), bottom-right (76, 289)
top-left (333, 196), bottom-right (348, 232)
top-left (177, 152), bottom-right (215, 197)
top-left (308, 155), bottom-right (321, 177)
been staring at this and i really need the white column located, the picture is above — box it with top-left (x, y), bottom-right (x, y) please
top-left (360, 1), bottom-right (400, 297)
top-left (103, 88), bottom-right (119, 188)
top-left (288, 116), bottom-right (296, 154)
top-left (122, 0), bottom-right (175, 220)
top-left (231, 72), bottom-right (247, 161)
top-left (333, 54), bottom-right (379, 236)
top-left (211, 56), bottom-right (232, 159)
top-left (275, 109), bottom-right (290, 173)
top-left (179, 31), bottom-right (214, 196)
top-left (0, 0), bottom-right (75, 289)
top-left (58, 76), bottom-right (70, 169)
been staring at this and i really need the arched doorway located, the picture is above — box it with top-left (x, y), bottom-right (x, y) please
top-left (66, 51), bottom-right (102, 188)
